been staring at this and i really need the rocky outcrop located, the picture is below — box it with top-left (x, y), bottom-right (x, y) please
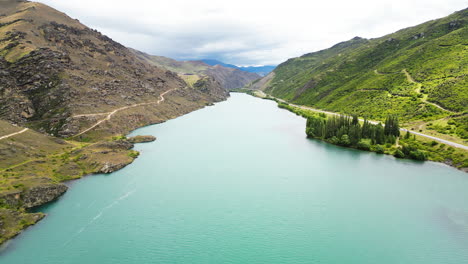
top-left (22, 184), bottom-right (68, 208)
top-left (0, 183), bottom-right (68, 209)
top-left (0, 48), bottom-right (71, 135)
top-left (94, 140), bottom-right (134, 150)
top-left (98, 161), bottom-right (131, 174)
top-left (127, 135), bottom-right (156, 143)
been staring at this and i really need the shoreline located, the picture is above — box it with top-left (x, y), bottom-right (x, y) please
top-left (238, 91), bottom-right (467, 173)
top-left (0, 96), bottom-right (228, 246)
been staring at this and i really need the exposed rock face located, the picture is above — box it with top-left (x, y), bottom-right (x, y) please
top-left (94, 140), bottom-right (134, 150)
top-left (0, 48), bottom-right (71, 134)
top-left (99, 162), bottom-right (130, 174)
top-left (21, 184), bottom-right (68, 208)
top-left (127, 135), bottom-right (156, 143)
top-left (0, 183), bottom-right (68, 209)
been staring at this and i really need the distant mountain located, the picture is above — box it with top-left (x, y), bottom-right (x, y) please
top-left (253, 8), bottom-right (468, 138)
top-left (200, 59), bottom-right (238, 69)
top-left (200, 59), bottom-right (276, 76)
top-left (238, 65), bottom-right (277, 76)
top-left (132, 51), bottom-right (261, 90)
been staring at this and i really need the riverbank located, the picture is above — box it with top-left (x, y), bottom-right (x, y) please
top-left (0, 94), bottom-right (227, 245)
top-left (3, 93), bottom-right (467, 264)
top-left (236, 90), bottom-right (467, 172)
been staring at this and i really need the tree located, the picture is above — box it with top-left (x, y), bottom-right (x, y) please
top-left (384, 114), bottom-right (400, 137)
top-left (361, 119), bottom-right (371, 138)
top-left (349, 124), bottom-right (361, 145)
top-left (375, 123), bottom-right (385, 144)
top-left (352, 114), bottom-right (359, 126)
top-left (405, 130), bottom-right (411, 139)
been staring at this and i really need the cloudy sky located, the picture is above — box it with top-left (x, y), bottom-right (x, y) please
top-left (38, 0), bottom-right (466, 66)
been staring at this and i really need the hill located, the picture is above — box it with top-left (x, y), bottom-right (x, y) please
top-left (254, 8), bottom-right (468, 145)
top-left (131, 51), bottom-right (260, 90)
top-left (0, 0), bottom-right (228, 139)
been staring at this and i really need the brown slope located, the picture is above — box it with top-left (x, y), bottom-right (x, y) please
top-left (0, 0), bottom-right (228, 138)
top-left (203, 65), bottom-right (260, 90)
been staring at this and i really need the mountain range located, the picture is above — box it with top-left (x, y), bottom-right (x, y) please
top-left (132, 51), bottom-right (260, 90)
top-left (200, 59), bottom-right (276, 76)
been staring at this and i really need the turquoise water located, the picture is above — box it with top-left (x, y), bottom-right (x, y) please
top-left (1, 93), bottom-right (468, 263)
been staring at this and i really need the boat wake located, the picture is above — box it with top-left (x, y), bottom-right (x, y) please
top-left (63, 189), bottom-right (136, 246)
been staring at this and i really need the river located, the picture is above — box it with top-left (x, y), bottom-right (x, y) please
top-left (1, 93), bottom-right (467, 263)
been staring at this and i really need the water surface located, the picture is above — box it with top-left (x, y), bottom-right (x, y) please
top-left (2, 93), bottom-right (468, 263)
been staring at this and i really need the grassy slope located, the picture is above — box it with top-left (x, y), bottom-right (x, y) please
top-left (263, 9), bottom-right (467, 144)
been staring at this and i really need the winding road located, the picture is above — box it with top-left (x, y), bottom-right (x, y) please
top-left (255, 90), bottom-right (468, 151)
top-left (73, 88), bottom-right (176, 137)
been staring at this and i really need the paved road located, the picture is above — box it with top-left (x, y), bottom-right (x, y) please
top-left (256, 91), bottom-right (468, 151)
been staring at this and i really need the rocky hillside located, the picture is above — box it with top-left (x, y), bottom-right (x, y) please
top-left (255, 8), bottom-right (467, 143)
top-left (131, 49), bottom-right (260, 90)
top-left (0, 0), bottom-right (228, 139)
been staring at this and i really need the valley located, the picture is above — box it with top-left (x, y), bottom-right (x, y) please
top-left (0, 0), bottom-right (466, 259)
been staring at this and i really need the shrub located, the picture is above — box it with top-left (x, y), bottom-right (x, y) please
top-left (112, 135), bottom-right (127, 141)
top-left (356, 141), bottom-right (371, 151)
top-left (13, 183), bottom-right (25, 189)
top-left (127, 150), bottom-right (139, 158)
top-left (373, 145), bottom-right (385, 154)
top-left (409, 150), bottom-right (427, 161)
top-left (329, 136), bottom-right (339, 145)
top-left (394, 149), bottom-right (405, 158)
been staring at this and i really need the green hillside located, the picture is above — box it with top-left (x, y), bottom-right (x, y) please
top-left (262, 8), bottom-right (467, 143)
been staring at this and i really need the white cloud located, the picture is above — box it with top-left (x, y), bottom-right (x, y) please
top-left (38, 0), bottom-right (467, 66)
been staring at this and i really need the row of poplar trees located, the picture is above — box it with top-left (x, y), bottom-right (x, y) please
top-left (306, 114), bottom-right (400, 147)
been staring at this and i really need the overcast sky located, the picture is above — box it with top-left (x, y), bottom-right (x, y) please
top-left (38, 0), bottom-right (467, 66)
